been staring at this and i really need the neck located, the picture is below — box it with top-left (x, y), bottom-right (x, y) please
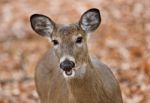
top-left (66, 57), bottom-right (104, 103)
top-left (67, 56), bottom-right (93, 84)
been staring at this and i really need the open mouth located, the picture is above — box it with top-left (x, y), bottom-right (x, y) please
top-left (65, 70), bottom-right (72, 76)
top-left (62, 69), bottom-right (75, 78)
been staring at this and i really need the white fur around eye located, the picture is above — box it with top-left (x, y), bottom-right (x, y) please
top-left (76, 42), bottom-right (83, 47)
top-left (73, 34), bottom-right (83, 47)
top-left (46, 37), bottom-right (59, 48)
top-left (53, 44), bottom-right (59, 48)
top-left (50, 37), bottom-right (61, 48)
top-left (52, 40), bottom-right (59, 49)
top-left (47, 37), bottom-right (52, 43)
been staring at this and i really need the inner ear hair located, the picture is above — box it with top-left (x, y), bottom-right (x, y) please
top-left (79, 8), bottom-right (101, 33)
top-left (30, 14), bottom-right (56, 37)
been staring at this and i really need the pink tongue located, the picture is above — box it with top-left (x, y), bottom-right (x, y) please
top-left (65, 70), bottom-right (72, 75)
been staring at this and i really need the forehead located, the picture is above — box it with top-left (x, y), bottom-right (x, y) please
top-left (59, 24), bottom-right (79, 35)
top-left (53, 24), bottom-right (84, 38)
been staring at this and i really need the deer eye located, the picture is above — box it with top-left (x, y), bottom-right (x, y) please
top-left (52, 40), bottom-right (59, 46)
top-left (76, 37), bottom-right (83, 44)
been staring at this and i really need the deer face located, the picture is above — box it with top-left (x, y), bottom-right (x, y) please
top-left (30, 8), bottom-right (101, 78)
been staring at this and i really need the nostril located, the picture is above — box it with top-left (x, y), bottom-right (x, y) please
top-left (60, 60), bottom-right (75, 71)
top-left (70, 61), bottom-right (75, 68)
top-left (60, 63), bottom-right (64, 70)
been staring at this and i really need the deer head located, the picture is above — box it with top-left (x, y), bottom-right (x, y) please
top-left (30, 8), bottom-right (101, 79)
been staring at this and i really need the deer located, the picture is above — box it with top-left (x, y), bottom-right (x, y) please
top-left (30, 8), bottom-right (123, 103)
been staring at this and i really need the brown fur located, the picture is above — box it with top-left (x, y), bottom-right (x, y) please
top-left (35, 24), bottom-right (123, 103)
top-left (31, 8), bottom-right (123, 103)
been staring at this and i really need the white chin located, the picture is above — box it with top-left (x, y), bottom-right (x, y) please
top-left (63, 70), bottom-right (75, 79)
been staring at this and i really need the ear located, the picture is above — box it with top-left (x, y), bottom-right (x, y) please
top-left (30, 14), bottom-right (55, 37)
top-left (79, 8), bottom-right (101, 32)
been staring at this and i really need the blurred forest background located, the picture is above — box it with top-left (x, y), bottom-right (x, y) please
top-left (0, 0), bottom-right (150, 103)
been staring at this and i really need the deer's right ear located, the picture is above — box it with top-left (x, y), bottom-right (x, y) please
top-left (30, 14), bottom-right (55, 37)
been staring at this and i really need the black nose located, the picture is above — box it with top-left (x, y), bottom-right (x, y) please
top-left (60, 59), bottom-right (75, 71)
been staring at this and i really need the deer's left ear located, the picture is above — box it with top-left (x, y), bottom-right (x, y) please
top-left (79, 8), bottom-right (101, 33)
